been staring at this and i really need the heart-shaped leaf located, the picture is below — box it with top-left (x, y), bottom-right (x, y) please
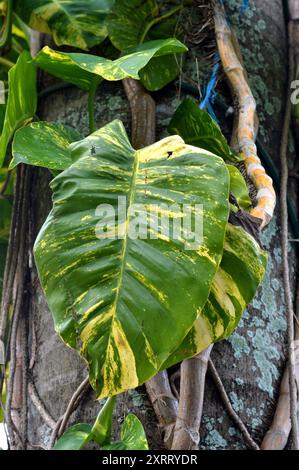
top-left (34, 119), bottom-right (230, 398)
top-left (11, 122), bottom-right (82, 171)
top-left (33, 39), bottom-right (187, 92)
top-left (168, 98), bottom-right (242, 162)
top-left (53, 423), bottom-right (93, 450)
top-left (0, 51), bottom-right (37, 168)
top-left (162, 223), bottom-right (267, 369)
top-left (13, 0), bottom-right (115, 50)
top-left (102, 414), bottom-right (149, 450)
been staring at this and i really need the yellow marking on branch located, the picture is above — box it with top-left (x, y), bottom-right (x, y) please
top-left (214, 3), bottom-right (276, 228)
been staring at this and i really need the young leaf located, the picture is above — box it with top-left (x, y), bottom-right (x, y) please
top-left (162, 224), bottom-right (267, 369)
top-left (11, 122), bottom-right (82, 171)
top-left (13, 0), bottom-right (115, 51)
top-left (0, 51), bottom-right (37, 168)
top-left (168, 98), bottom-right (242, 162)
top-left (53, 423), bottom-right (93, 450)
top-left (227, 164), bottom-right (252, 210)
top-left (33, 40), bottom-right (187, 91)
top-left (91, 397), bottom-right (116, 445)
top-left (34, 119), bottom-right (230, 399)
top-left (102, 414), bottom-right (149, 450)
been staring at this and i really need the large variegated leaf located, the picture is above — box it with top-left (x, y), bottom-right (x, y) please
top-left (0, 51), bottom-right (37, 168)
top-left (33, 40), bottom-right (187, 91)
top-left (34, 120), bottom-right (230, 398)
top-left (13, 0), bottom-right (115, 50)
top-left (168, 98), bottom-right (241, 162)
top-left (11, 122), bottom-right (82, 171)
top-left (162, 224), bottom-right (267, 369)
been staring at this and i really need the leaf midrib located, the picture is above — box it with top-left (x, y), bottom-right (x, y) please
top-left (107, 146), bottom-right (140, 337)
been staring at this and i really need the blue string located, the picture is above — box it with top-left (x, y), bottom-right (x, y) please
top-left (240, 0), bottom-right (250, 16)
top-left (199, 53), bottom-right (220, 123)
top-left (199, 0), bottom-right (250, 122)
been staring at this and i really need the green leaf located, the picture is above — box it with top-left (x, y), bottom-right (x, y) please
top-left (0, 51), bottom-right (37, 168)
top-left (102, 414), bottom-right (149, 450)
top-left (107, 0), bottom-right (159, 50)
top-left (11, 122), bottom-right (82, 171)
top-left (34, 47), bottom-right (95, 91)
top-left (168, 98), bottom-right (242, 162)
top-left (139, 16), bottom-right (184, 91)
top-left (13, 0), bottom-right (115, 51)
top-left (53, 423), bottom-right (92, 450)
top-left (91, 397), bottom-right (116, 445)
top-left (107, 0), bottom-right (185, 90)
top-left (34, 119), bottom-right (230, 399)
top-left (12, 12), bottom-right (31, 47)
top-left (163, 224), bottom-right (267, 369)
top-left (139, 53), bottom-right (181, 92)
top-left (33, 40), bottom-right (187, 91)
top-left (227, 165), bottom-right (252, 210)
top-left (0, 380), bottom-right (6, 422)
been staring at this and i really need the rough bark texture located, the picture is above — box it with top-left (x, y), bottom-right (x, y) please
top-left (24, 0), bottom-right (297, 450)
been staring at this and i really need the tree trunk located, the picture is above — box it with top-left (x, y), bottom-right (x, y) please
top-left (8, 0), bottom-right (297, 450)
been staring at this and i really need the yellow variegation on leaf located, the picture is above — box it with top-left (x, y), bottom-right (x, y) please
top-left (13, 0), bottom-right (115, 50)
top-left (34, 119), bottom-right (230, 399)
top-left (162, 223), bottom-right (267, 369)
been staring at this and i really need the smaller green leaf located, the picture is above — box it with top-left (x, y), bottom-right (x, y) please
top-left (140, 16), bottom-right (184, 91)
top-left (139, 53), bottom-right (182, 91)
top-left (33, 39), bottom-right (187, 92)
top-left (227, 164), bottom-right (252, 210)
top-left (91, 397), bottom-right (116, 446)
top-left (107, 1), bottom-right (185, 90)
top-left (0, 51), bottom-right (37, 168)
top-left (107, 0), bottom-right (159, 51)
top-left (102, 414), bottom-right (149, 450)
top-left (168, 98), bottom-right (241, 162)
top-left (11, 122), bottom-right (82, 171)
top-left (53, 423), bottom-right (92, 450)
